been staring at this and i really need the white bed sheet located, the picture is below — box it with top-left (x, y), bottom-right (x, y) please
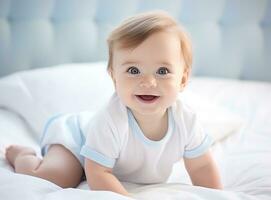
top-left (1, 77), bottom-right (271, 200)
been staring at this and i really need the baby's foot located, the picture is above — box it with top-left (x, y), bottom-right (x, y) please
top-left (5, 145), bottom-right (36, 168)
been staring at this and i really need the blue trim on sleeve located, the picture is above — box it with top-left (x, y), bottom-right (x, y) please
top-left (183, 134), bottom-right (214, 158)
top-left (80, 145), bottom-right (115, 168)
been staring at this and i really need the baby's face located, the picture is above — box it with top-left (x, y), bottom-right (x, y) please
top-left (111, 31), bottom-right (187, 116)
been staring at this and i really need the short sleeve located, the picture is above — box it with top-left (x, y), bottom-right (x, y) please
top-left (183, 114), bottom-right (214, 159)
top-left (80, 113), bottom-right (120, 168)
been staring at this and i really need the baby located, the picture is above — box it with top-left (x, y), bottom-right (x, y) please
top-left (5, 11), bottom-right (222, 196)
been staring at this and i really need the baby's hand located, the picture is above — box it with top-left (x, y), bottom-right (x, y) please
top-left (84, 158), bottom-right (131, 195)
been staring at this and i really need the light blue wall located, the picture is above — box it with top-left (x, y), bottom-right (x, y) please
top-left (0, 0), bottom-right (270, 81)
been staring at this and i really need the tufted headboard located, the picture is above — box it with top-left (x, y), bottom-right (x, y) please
top-left (0, 0), bottom-right (270, 81)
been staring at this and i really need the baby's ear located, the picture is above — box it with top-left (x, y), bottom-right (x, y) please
top-left (180, 67), bottom-right (190, 91)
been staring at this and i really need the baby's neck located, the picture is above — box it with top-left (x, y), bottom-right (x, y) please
top-left (132, 110), bottom-right (168, 141)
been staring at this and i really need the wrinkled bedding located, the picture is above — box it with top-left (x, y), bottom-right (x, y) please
top-left (1, 77), bottom-right (271, 200)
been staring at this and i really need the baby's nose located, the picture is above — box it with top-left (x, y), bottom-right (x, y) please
top-left (139, 75), bottom-right (157, 88)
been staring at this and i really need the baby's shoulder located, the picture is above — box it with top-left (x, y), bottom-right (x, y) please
top-left (84, 94), bottom-right (129, 147)
top-left (86, 93), bottom-right (129, 131)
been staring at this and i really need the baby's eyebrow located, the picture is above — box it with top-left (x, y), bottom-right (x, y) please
top-left (121, 61), bottom-right (140, 66)
top-left (156, 61), bottom-right (173, 67)
top-left (120, 60), bottom-right (174, 67)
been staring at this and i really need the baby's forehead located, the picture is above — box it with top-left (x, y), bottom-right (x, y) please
top-left (114, 29), bottom-right (180, 49)
top-left (116, 32), bottom-right (181, 54)
top-left (113, 32), bottom-right (181, 57)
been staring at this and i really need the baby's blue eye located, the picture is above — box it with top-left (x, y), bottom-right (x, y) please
top-left (127, 66), bottom-right (140, 74)
top-left (157, 67), bottom-right (169, 75)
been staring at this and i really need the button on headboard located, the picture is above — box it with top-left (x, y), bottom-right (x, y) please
top-left (0, 0), bottom-right (270, 81)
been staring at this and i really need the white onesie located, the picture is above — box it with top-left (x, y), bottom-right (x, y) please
top-left (40, 93), bottom-right (213, 184)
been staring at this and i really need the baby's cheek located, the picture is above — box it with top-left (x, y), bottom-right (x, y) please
top-left (163, 85), bottom-right (179, 101)
top-left (170, 85), bottom-right (181, 100)
top-left (164, 81), bottom-right (180, 92)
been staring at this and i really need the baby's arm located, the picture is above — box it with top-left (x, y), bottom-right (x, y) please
top-left (184, 150), bottom-right (223, 189)
top-left (84, 158), bottom-right (130, 196)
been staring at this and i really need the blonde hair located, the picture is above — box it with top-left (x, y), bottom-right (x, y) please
top-left (107, 11), bottom-right (192, 76)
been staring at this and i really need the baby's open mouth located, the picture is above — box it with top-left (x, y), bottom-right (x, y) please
top-left (135, 95), bottom-right (160, 103)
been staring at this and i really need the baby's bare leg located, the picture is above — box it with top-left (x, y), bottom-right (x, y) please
top-left (5, 144), bottom-right (83, 188)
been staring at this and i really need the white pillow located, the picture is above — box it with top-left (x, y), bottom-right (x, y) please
top-left (0, 62), bottom-right (114, 139)
top-left (181, 91), bottom-right (244, 142)
top-left (0, 62), bottom-right (243, 142)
